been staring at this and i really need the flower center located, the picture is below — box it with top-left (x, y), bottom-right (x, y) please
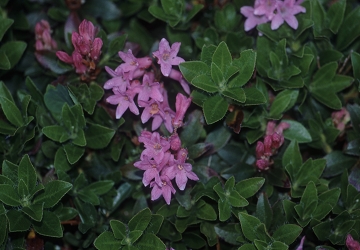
top-left (153, 143), bottom-right (162, 150)
top-left (162, 181), bottom-right (167, 186)
top-left (150, 103), bottom-right (159, 115)
top-left (162, 53), bottom-right (170, 61)
top-left (152, 164), bottom-right (157, 168)
top-left (177, 164), bottom-right (183, 170)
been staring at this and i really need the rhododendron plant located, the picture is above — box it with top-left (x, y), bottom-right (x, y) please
top-left (1, 0), bottom-right (359, 249)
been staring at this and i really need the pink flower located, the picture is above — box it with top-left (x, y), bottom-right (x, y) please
top-left (172, 93), bottom-right (192, 129)
top-left (254, 0), bottom-right (278, 20)
top-left (240, 5), bottom-right (269, 31)
top-left (271, 0), bottom-right (306, 30)
top-left (134, 153), bottom-right (170, 187)
top-left (106, 87), bottom-right (139, 119)
top-left (118, 49), bottom-right (152, 80)
top-left (169, 134), bottom-right (181, 151)
top-left (153, 38), bottom-right (185, 77)
top-left (332, 107), bottom-right (350, 132)
top-left (137, 72), bottom-right (163, 102)
top-left (35, 20), bottom-right (57, 51)
top-left (168, 69), bottom-right (190, 94)
top-left (139, 132), bottom-right (170, 164)
top-left (139, 99), bottom-right (166, 131)
top-left (295, 236), bottom-right (305, 250)
top-left (346, 234), bottom-right (360, 250)
top-left (162, 153), bottom-right (199, 190)
top-left (150, 175), bottom-right (176, 205)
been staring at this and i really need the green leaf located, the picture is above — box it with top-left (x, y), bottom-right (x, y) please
top-left (203, 95), bottom-right (228, 124)
top-left (0, 82), bottom-right (23, 127)
top-left (83, 180), bottom-right (114, 196)
top-left (235, 177), bottom-right (265, 199)
top-left (212, 41), bottom-right (232, 73)
top-left (282, 140), bottom-right (302, 170)
top-left (218, 199), bottom-right (231, 222)
top-left (238, 212), bottom-right (269, 242)
top-left (54, 148), bottom-right (71, 172)
top-left (230, 50), bottom-right (256, 88)
top-left (42, 125), bottom-right (69, 143)
top-left (6, 209), bottom-right (31, 232)
top-left (0, 41), bottom-right (27, 69)
top-left (110, 220), bottom-right (127, 240)
top-left (108, 34), bottom-right (127, 56)
top-left (269, 90), bottom-right (299, 119)
top-left (85, 123), bottom-right (115, 149)
top-left (22, 203), bottom-right (44, 222)
top-left (134, 233), bottom-right (166, 250)
top-left (336, 6), bottom-right (360, 50)
top-left (94, 231), bottom-right (122, 250)
top-left (214, 3), bottom-right (240, 32)
top-left (63, 143), bottom-right (85, 164)
top-left (295, 181), bottom-right (317, 220)
top-left (0, 51), bottom-right (10, 70)
top-left (347, 103), bottom-right (360, 134)
top-left (243, 87), bottom-right (267, 105)
top-left (272, 224), bottom-right (302, 245)
top-left (191, 74), bottom-right (218, 93)
top-left (0, 17), bottom-right (13, 41)
top-left (282, 120), bottom-right (312, 143)
top-left (129, 208), bottom-right (152, 231)
top-left (44, 84), bottom-right (74, 122)
top-left (0, 184), bottom-right (20, 206)
top-left (179, 61), bottom-right (210, 83)
top-left (34, 180), bottom-right (72, 208)
top-left (196, 202), bottom-right (217, 221)
top-left (33, 211), bottom-right (63, 238)
top-left (323, 151), bottom-right (357, 177)
top-left (211, 62), bottom-right (225, 86)
top-left (77, 189), bottom-right (99, 205)
top-left (201, 44), bottom-right (217, 66)
top-left (0, 214), bottom-right (6, 245)
top-left (18, 155), bottom-right (37, 194)
top-left (222, 87), bottom-right (246, 103)
top-left (255, 193), bottom-right (272, 230)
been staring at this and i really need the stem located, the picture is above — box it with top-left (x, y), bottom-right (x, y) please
top-left (320, 133), bottom-right (332, 154)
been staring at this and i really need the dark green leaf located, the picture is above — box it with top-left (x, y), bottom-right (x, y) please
top-left (94, 231), bottom-right (122, 250)
top-left (110, 220), bottom-right (127, 240)
top-left (22, 203), bottom-right (44, 222)
top-left (108, 34), bottom-right (127, 57)
top-left (34, 180), bottom-right (72, 208)
top-left (179, 61), bottom-right (210, 83)
top-left (272, 224), bottom-right (302, 245)
top-left (6, 209), bottom-right (31, 232)
top-left (230, 50), bottom-right (256, 88)
top-left (0, 17), bottom-right (13, 41)
top-left (222, 87), bottom-right (246, 103)
top-left (134, 233), bottom-right (166, 250)
top-left (212, 41), bottom-right (232, 73)
top-left (0, 184), bottom-right (20, 206)
top-left (0, 41), bottom-right (27, 69)
top-left (18, 155), bottom-right (37, 194)
top-left (85, 123), bottom-right (115, 149)
top-left (63, 143), bottom-right (85, 164)
top-left (235, 177), bottom-right (265, 199)
top-left (336, 6), bottom-right (360, 50)
top-left (203, 95), bottom-right (228, 124)
top-left (191, 74), bottom-right (218, 93)
top-left (128, 208), bottom-right (152, 231)
top-left (282, 120), bottom-right (312, 143)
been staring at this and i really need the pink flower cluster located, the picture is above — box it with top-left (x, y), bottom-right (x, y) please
top-left (255, 121), bottom-right (290, 170)
top-left (56, 19), bottom-right (103, 79)
top-left (346, 234), bottom-right (360, 250)
top-left (134, 131), bottom-right (199, 205)
top-left (104, 38), bottom-right (190, 133)
top-left (240, 0), bottom-right (306, 32)
top-left (35, 20), bottom-right (57, 52)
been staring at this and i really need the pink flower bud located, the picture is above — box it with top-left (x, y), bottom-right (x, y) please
top-left (172, 93), bottom-right (192, 129)
top-left (78, 19), bottom-right (95, 42)
top-left (177, 148), bottom-right (188, 162)
top-left (266, 121), bottom-right (276, 135)
top-left (275, 122), bottom-right (290, 134)
top-left (256, 141), bottom-right (264, 158)
top-left (72, 51), bottom-right (86, 74)
top-left (346, 234), bottom-right (360, 250)
top-left (56, 51), bottom-right (73, 64)
top-left (137, 56), bottom-right (152, 69)
top-left (263, 135), bottom-right (273, 156)
top-left (90, 37), bottom-right (103, 61)
top-left (170, 134), bottom-right (181, 151)
top-left (256, 159), bottom-right (270, 170)
top-left (271, 133), bottom-right (284, 149)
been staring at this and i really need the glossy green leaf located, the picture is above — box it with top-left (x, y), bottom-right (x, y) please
top-left (0, 17), bottom-right (13, 41)
top-left (0, 82), bottom-right (23, 127)
top-left (212, 41), bottom-right (232, 73)
top-left (32, 211), bottom-right (63, 237)
top-left (222, 87), bottom-right (246, 103)
top-left (191, 74), bottom-right (218, 93)
top-left (282, 140), bottom-right (302, 170)
top-left (337, 6), bottom-right (360, 50)
top-left (18, 155), bottom-right (37, 195)
top-left (269, 89), bottom-right (299, 119)
top-left (230, 50), bottom-right (256, 88)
